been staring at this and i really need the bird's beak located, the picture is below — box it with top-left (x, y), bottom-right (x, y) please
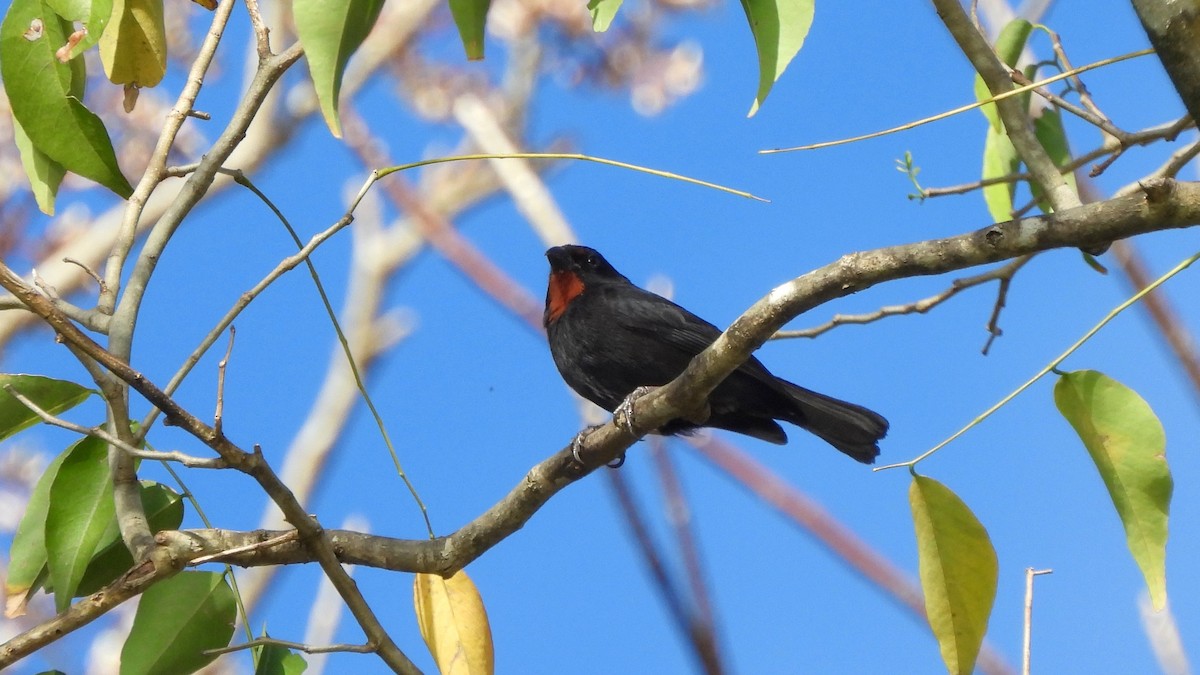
top-left (545, 246), bottom-right (569, 270)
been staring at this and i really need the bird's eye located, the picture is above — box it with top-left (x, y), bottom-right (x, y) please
top-left (585, 255), bottom-right (597, 266)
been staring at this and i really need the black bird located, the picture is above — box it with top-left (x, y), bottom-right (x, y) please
top-left (543, 245), bottom-right (888, 464)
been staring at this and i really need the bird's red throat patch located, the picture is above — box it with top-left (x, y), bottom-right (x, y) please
top-left (546, 270), bottom-right (585, 322)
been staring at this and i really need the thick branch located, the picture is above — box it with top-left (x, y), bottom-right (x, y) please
top-left (67, 179), bottom-right (1200, 579)
top-left (1132, 0), bottom-right (1200, 123)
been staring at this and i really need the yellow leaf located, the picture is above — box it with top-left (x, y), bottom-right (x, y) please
top-left (414, 570), bottom-right (494, 675)
top-left (98, 0), bottom-right (166, 87)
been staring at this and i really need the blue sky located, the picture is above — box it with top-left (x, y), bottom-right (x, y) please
top-left (5, 1), bottom-right (1198, 673)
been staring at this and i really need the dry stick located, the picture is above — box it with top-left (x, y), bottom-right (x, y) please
top-left (1010, 71), bottom-right (1125, 140)
top-left (1022, 568), bottom-right (1053, 675)
top-left (214, 326), bottom-right (235, 437)
top-left (981, 255), bottom-right (1030, 355)
top-left (773, 256), bottom-right (1031, 342)
top-left (0, 268), bottom-right (420, 673)
top-left (2, 385), bottom-right (227, 469)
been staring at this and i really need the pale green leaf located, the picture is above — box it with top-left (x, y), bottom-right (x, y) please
top-left (0, 0), bottom-right (133, 197)
top-left (293, 0), bottom-right (384, 137)
top-left (121, 571), bottom-right (237, 675)
top-left (910, 475), bottom-right (998, 675)
top-left (1054, 370), bottom-right (1171, 610)
top-left (981, 126), bottom-right (1020, 222)
top-left (588, 0), bottom-right (622, 32)
top-left (740, 0), bottom-right (813, 116)
top-left (12, 114), bottom-right (65, 214)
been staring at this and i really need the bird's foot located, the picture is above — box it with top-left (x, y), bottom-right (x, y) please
top-left (570, 425), bottom-right (601, 465)
top-left (570, 425), bottom-right (627, 469)
top-left (614, 385), bottom-right (658, 437)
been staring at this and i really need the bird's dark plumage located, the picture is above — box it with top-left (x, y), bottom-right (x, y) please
top-left (543, 245), bottom-right (888, 464)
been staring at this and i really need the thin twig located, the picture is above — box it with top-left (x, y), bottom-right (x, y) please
top-left (214, 326), bottom-right (235, 437)
top-left (921, 116), bottom-right (1192, 199)
top-left (981, 255), bottom-right (1032, 354)
top-left (1011, 70), bottom-right (1126, 140)
top-left (774, 256), bottom-right (1032, 341)
top-left (63, 257), bottom-right (106, 292)
top-left (2, 385), bottom-right (226, 469)
top-left (1022, 568), bottom-right (1053, 675)
top-left (761, 49), bottom-right (1153, 153)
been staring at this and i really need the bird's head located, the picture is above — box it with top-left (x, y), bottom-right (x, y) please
top-left (543, 245), bottom-right (629, 325)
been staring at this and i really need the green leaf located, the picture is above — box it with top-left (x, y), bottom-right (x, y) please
top-left (76, 481), bottom-right (184, 596)
top-left (12, 113), bottom-right (66, 215)
top-left (121, 571), bottom-right (237, 675)
top-left (0, 374), bottom-right (92, 442)
top-left (740, 0), bottom-right (813, 117)
top-left (5, 445), bottom-right (70, 616)
top-left (910, 475), bottom-right (998, 675)
top-left (0, 0), bottom-right (133, 197)
top-left (449, 0), bottom-right (489, 60)
top-left (1030, 106), bottom-right (1077, 212)
top-left (45, 436), bottom-right (113, 612)
top-left (588, 0), bottom-right (622, 32)
top-left (981, 126), bottom-right (1020, 222)
top-left (45, 0), bottom-right (112, 58)
top-left (253, 638), bottom-right (309, 675)
top-left (293, 0), bottom-right (384, 137)
top-left (1054, 370), bottom-right (1172, 610)
top-left (974, 18), bottom-right (1033, 130)
top-left (98, 0), bottom-right (166, 87)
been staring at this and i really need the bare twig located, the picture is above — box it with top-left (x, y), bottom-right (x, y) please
top-left (63, 257), bottom-right (106, 292)
top-left (1022, 568), bottom-right (1053, 675)
top-left (921, 116), bottom-right (1192, 199)
top-left (214, 326), bottom-right (235, 436)
top-left (1011, 70), bottom-right (1126, 140)
top-left (2, 384), bottom-right (227, 469)
top-left (774, 255), bottom-right (1032, 342)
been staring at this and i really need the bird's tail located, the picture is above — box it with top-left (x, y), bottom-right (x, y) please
top-left (780, 382), bottom-right (889, 464)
